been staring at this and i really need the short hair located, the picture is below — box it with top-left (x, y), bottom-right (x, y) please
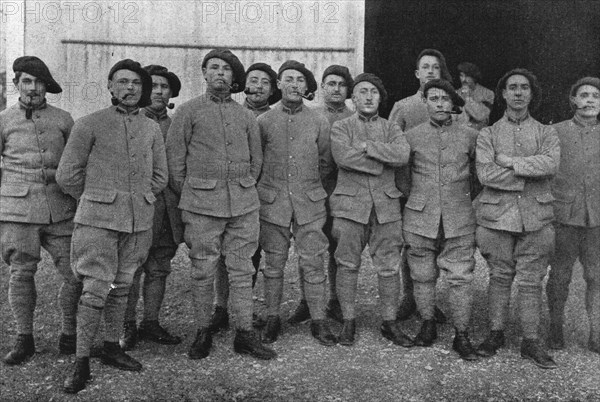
top-left (495, 68), bottom-right (542, 111)
top-left (13, 71), bottom-right (23, 83)
top-left (457, 62), bottom-right (482, 84)
top-left (415, 49), bottom-right (453, 82)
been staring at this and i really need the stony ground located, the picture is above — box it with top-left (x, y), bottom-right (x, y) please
top-left (1, 245), bottom-right (599, 401)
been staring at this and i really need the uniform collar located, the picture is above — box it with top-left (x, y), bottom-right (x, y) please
top-left (244, 98), bottom-right (270, 113)
top-left (115, 105), bottom-right (140, 115)
top-left (505, 111), bottom-right (530, 125)
top-left (324, 102), bottom-right (347, 113)
top-left (144, 107), bottom-right (168, 121)
top-left (282, 102), bottom-right (303, 115)
top-left (357, 112), bottom-right (379, 122)
top-left (18, 99), bottom-right (47, 110)
top-left (572, 114), bottom-right (599, 128)
top-left (208, 92), bottom-right (233, 103)
top-left (429, 117), bottom-right (452, 128)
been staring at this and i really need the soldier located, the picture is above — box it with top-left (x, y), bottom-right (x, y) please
top-left (547, 77), bottom-right (600, 354)
top-left (330, 73), bottom-right (413, 347)
top-left (287, 64), bottom-right (354, 325)
top-left (121, 65), bottom-right (183, 350)
top-left (389, 49), bottom-right (453, 322)
top-left (257, 60), bottom-right (337, 346)
top-left (402, 79), bottom-right (479, 360)
top-left (1, 56), bottom-right (79, 365)
top-left (58, 59), bottom-right (168, 393)
top-left (456, 62), bottom-right (495, 130)
top-left (475, 68), bottom-right (560, 369)
top-left (210, 62), bottom-right (281, 333)
top-left (166, 49), bottom-right (276, 360)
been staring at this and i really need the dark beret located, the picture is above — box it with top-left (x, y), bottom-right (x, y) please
top-left (423, 79), bottom-right (465, 108)
top-left (202, 49), bottom-right (245, 93)
top-left (278, 60), bottom-right (318, 95)
top-left (13, 56), bottom-right (62, 93)
top-left (108, 59), bottom-right (152, 107)
top-left (569, 76), bottom-right (600, 97)
top-left (351, 73), bottom-right (388, 107)
top-left (417, 49), bottom-right (453, 82)
top-left (457, 62), bottom-right (482, 84)
top-left (322, 65), bottom-right (354, 99)
top-left (246, 62), bottom-right (281, 104)
top-left (144, 65), bottom-right (181, 98)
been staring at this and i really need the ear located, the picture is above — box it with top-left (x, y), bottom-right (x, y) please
top-left (277, 79), bottom-right (284, 90)
top-left (414, 69), bottom-right (420, 81)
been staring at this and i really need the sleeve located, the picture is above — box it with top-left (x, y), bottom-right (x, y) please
top-left (331, 119), bottom-right (383, 175)
top-left (463, 97), bottom-right (491, 124)
top-left (56, 118), bottom-right (94, 199)
top-left (151, 124), bottom-right (168, 195)
top-left (512, 126), bottom-right (560, 178)
top-left (476, 126), bottom-right (525, 191)
top-left (165, 107), bottom-right (192, 195)
top-left (317, 116), bottom-right (335, 185)
top-left (247, 115), bottom-right (262, 181)
top-left (364, 122), bottom-right (410, 167)
top-left (388, 101), bottom-right (406, 131)
top-left (468, 130), bottom-right (483, 199)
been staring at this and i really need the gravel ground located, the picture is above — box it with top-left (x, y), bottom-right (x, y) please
top-left (1, 244), bottom-right (599, 401)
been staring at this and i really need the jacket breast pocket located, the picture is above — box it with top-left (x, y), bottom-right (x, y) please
top-left (306, 187), bottom-right (327, 202)
top-left (405, 195), bottom-right (426, 211)
top-left (332, 185), bottom-right (358, 197)
top-left (188, 177), bottom-right (218, 190)
top-left (0, 185), bottom-right (30, 197)
top-left (82, 189), bottom-right (117, 204)
top-left (535, 193), bottom-right (555, 222)
top-left (384, 187), bottom-right (403, 199)
top-left (239, 176), bottom-right (257, 188)
top-left (475, 192), bottom-right (503, 221)
top-left (257, 185), bottom-right (277, 204)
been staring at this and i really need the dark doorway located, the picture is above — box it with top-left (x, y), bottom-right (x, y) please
top-left (365, 0), bottom-right (600, 124)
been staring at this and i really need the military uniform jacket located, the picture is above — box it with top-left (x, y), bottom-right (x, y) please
top-left (257, 102), bottom-right (332, 226)
top-left (0, 101), bottom-right (76, 224)
top-left (461, 83), bottom-right (495, 130)
top-left (552, 116), bottom-right (600, 227)
top-left (166, 93), bottom-right (262, 218)
top-left (403, 119), bottom-right (479, 239)
top-left (330, 113), bottom-right (410, 225)
top-left (243, 99), bottom-right (271, 118)
top-left (476, 113), bottom-right (560, 233)
top-left (56, 105), bottom-right (168, 233)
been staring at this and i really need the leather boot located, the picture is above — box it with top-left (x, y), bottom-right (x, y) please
top-left (310, 320), bottom-right (337, 346)
top-left (476, 330), bottom-right (505, 357)
top-left (138, 320), bottom-right (181, 345)
top-left (262, 315), bottom-right (281, 344)
top-left (3, 334), bottom-right (35, 365)
top-left (63, 357), bottom-right (90, 394)
top-left (338, 319), bottom-right (356, 346)
top-left (234, 329), bottom-right (277, 360)
top-left (101, 341), bottom-right (142, 371)
top-left (452, 329), bottom-right (478, 361)
top-left (120, 321), bottom-right (138, 351)
top-left (188, 328), bottom-right (212, 360)
top-left (58, 333), bottom-right (77, 355)
top-left (547, 321), bottom-right (565, 350)
top-left (414, 320), bottom-right (437, 347)
top-left (521, 338), bottom-right (558, 369)
top-left (288, 299), bottom-right (310, 325)
top-left (381, 320), bottom-right (414, 348)
top-left (208, 306), bottom-right (229, 334)
top-left (325, 299), bottom-right (344, 323)
top-left (396, 297), bottom-right (417, 321)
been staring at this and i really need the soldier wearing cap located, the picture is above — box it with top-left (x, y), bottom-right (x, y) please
top-left (166, 49), bottom-right (276, 360)
top-left (546, 76), bottom-right (600, 354)
top-left (330, 73), bottom-right (413, 347)
top-left (287, 64), bottom-right (354, 325)
top-left (121, 65), bottom-right (183, 350)
top-left (58, 59), bottom-right (168, 393)
top-left (256, 60), bottom-right (337, 346)
top-left (210, 62), bottom-right (281, 333)
top-left (401, 79), bottom-right (480, 360)
top-left (1, 56), bottom-right (78, 365)
top-left (457, 62), bottom-right (495, 130)
top-left (475, 68), bottom-right (560, 369)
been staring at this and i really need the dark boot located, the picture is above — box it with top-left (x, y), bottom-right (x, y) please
top-left (252, 313), bottom-right (266, 328)
top-left (120, 321), bottom-right (138, 351)
top-left (396, 297), bottom-right (417, 321)
top-left (188, 328), bottom-right (212, 360)
top-left (452, 329), bottom-right (478, 361)
top-left (476, 330), bottom-right (505, 357)
top-left (262, 315), bottom-right (281, 344)
top-left (310, 320), bottom-right (337, 346)
top-left (63, 357), bottom-right (90, 394)
top-left (138, 320), bottom-right (181, 345)
top-left (234, 329), bottom-right (277, 360)
top-left (288, 299), bottom-right (311, 325)
top-left (433, 306), bottom-right (447, 324)
top-left (3, 334), bottom-right (35, 365)
top-left (58, 333), bottom-right (77, 355)
top-left (338, 319), bottom-right (356, 346)
top-left (381, 320), bottom-right (414, 348)
top-left (208, 306), bottom-right (229, 334)
top-left (547, 321), bottom-right (565, 350)
top-left (521, 338), bottom-right (558, 369)
top-left (101, 341), bottom-right (142, 371)
top-left (325, 299), bottom-right (344, 323)
top-left (414, 320), bottom-right (437, 347)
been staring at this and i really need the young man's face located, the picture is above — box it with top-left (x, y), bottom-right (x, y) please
top-left (149, 75), bottom-right (172, 112)
top-left (321, 74), bottom-right (348, 104)
top-left (109, 69), bottom-right (143, 107)
top-left (278, 69), bottom-right (307, 103)
top-left (202, 58), bottom-right (233, 92)
top-left (415, 55), bottom-right (441, 86)
top-left (571, 84), bottom-right (600, 120)
top-left (245, 70), bottom-right (273, 105)
top-left (14, 72), bottom-right (47, 106)
top-left (352, 81), bottom-right (380, 115)
top-left (424, 87), bottom-right (452, 124)
top-left (502, 74), bottom-right (532, 112)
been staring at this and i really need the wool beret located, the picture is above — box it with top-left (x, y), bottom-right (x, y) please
top-left (246, 62), bottom-right (281, 104)
top-left (108, 59), bottom-right (152, 107)
top-left (278, 60), bottom-right (318, 95)
top-left (322, 65), bottom-right (354, 99)
top-left (144, 65), bottom-right (181, 98)
top-left (423, 79), bottom-right (465, 107)
top-left (13, 56), bottom-right (62, 93)
top-left (457, 62), bottom-right (482, 84)
top-left (202, 49), bottom-right (245, 93)
top-left (569, 76), bottom-right (600, 97)
top-left (417, 49), bottom-right (453, 83)
top-left (352, 73), bottom-right (388, 107)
